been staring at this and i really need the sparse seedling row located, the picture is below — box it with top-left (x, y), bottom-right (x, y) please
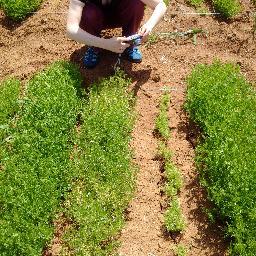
top-left (146, 29), bottom-right (207, 48)
top-left (62, 72), bottom-right (136, 255)
top-left (165, 197), bottom-right (186, 232)
top-left (156, 93), bottom-right (171, 140)
top-left (185, 61), bottom-right (256, 255)
top-left (0, 62), bottom-right (82, 255)
top-left (155, 93), bottom-right (186, 234)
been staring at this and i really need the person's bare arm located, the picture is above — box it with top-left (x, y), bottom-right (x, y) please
top-left (139, 0), bottom-right (167, 39)
top-left (66, 0), bottom-right (129, 53)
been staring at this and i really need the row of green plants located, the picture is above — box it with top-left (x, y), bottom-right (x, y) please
top-left (155, 93), bottom-right (186, 234)
top-left (0, 78), bottom-right (20, 174)
top-left (185, 61), bottom-right (256, 255)
top-left (0, 62), bottom-right (135, 255)
top-left (0, 0), bottom-right (43, 21)
top-left (0, 62), bottom-right (82, 255)
top-left (188, 0), bottom-right (242, 18)
top-left (0, 78), bottom-right (20, 147)
top-left (61, 72), bottom-right (136, 255)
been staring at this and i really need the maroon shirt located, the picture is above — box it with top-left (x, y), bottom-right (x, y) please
top-left (78, 0), bottom-right (118, 7)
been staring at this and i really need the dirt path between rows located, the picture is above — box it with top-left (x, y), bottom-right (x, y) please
top-left (1, 0), bottom-right (255, 255)
top-left (118, 81), bottom-right (171, 255)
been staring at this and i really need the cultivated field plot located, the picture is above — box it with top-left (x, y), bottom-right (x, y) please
top-left (0, 0), bottom-right (256, 255)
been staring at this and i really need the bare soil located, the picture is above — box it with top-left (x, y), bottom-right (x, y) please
top-left (0, 0), bottom-right (255, 255)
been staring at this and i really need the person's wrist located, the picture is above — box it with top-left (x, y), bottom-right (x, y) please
top-left (143, 23), bottom-right (153, 35)
top-left (147, 23), bottom-right (154, 32)
top-left (98, 38), bottom-right (110, 51)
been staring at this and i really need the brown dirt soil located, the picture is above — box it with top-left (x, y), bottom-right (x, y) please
top-left (1, 0), bottom-right (255, 255)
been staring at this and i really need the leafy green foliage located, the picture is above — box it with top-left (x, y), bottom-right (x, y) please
top-left (164, 197), bottom-right (186, 232)
top-left (0, 62), bottom-right (82, 255)
top-left (0, 78), bottom-right (20, 167)
top-left (158, 140), bottom-right (172, 160)
top-left (145, 33), bottom-right (159, 48)
top-left (1, 0), bottom-right (43, 21)
top-left (185, 61), bottom-right (256, 255)
top-left (212, 0), bottom-right (241, 18)
top-left (173, 244), bottom-right (188, 256)
top-left (63, 72), bottom-right (135, 255)
top-left (165, 161), bottom-right (183, 197)
top-left (0, 78), bottom-right (20, 123)
top-left (155, 93), bottom-right (185, 233)
top-left (0, 78), bottom-right (20, 139)
top-left (155, 93), bottom-right (171, 140)
top-left (158, 142), bottom-right (183, 197)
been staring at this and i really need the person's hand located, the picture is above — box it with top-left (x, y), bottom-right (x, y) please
top-left (103, 37), bottom-right (130, 53)
top-left (138, 23), bottom-right (153, 42)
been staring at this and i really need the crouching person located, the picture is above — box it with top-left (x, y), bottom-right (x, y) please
top-left (66, 0), bottom-right (167, 68)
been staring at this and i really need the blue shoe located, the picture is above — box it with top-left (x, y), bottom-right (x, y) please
top-left (123, 46), bottom-right (142, 63)
top-left (83, 47), bottom-right (100, 69)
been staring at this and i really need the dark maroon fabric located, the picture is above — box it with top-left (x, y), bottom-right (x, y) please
top-left (79, 0), bottom-right (145, 37)
top-left (79, 0), bottom-right (103, 6)
top-left (78, 0), bottom-right (119, 7)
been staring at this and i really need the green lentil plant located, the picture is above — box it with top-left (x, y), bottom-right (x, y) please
top-left (0, 78), bottom-right (20, 133)
top-left (0, 61), bottom-right (82, 255)
top-left (62, 71), bottom-right (136, 256)
top-left (0, 78), bottom-right (20, 123)
top-left (164, 197), bottom-right (186, 232)
top-left (173, 244), bottom-right (188, 256)
top-left (155, 29), bottom-right (207, 46)
top-left (145, 33), bottom-right (159, 48)
top-left (155, 93), bottom-right (171, 140)
top-left (165, 161), bottom-right (183, 197)
top-left (157, 142), bottom-right (183, 197)
top-left (158, 140), bottom-right (172, 160)
top-left (0, 78), bottom-right (20, 164)
top-left (212, 0), bottom-right (241, 18)
top-left (1, 0), bottom-right (43, 21)
top-left (185, 61), bottom-right (256, 255)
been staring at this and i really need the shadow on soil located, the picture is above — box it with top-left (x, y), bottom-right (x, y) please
top-left (70, 46), bottom-right (152, 94)
top-left (0, 13), bottom-right (24, 31)
top-left (175, 111), bottom-right (229, 255)
top-left (184, 176), bottom-right (229, 255)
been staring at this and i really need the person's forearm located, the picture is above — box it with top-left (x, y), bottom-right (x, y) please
top-left (67, 24), bottom-right (130, 53)
top-left (145, 2), bottom-right (167, 30)
top-left (67, 25), bottom-right (108, 49)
